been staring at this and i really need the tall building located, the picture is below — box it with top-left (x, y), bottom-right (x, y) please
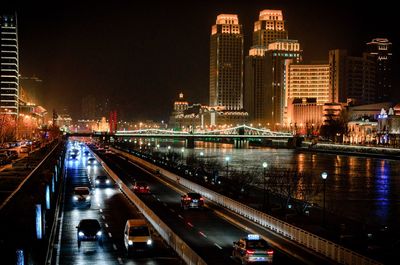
top-left (329, 49), bottom-right (376, 105)
top-left (286, 63), bottom-right (330, 104)
top-left (0, 14), bottom-right (19, 116)
top-left (253, 10), bottom-right (288, 47)
top-left (366, 38), bottom-right (392, 101)
top-left (265, 40), bottom-right (302, 125)
top-left (244, 46), bottom-right (268, 124)
top-left (209, 14), bottom-right (244, 110)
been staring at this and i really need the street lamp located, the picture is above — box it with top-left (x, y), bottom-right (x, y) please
top-left (225, 156), bottom-right (230, 178)
top-left (262, 162), bottom-right (268, 210)
top-left (321, 171), bottom-right (328, 226)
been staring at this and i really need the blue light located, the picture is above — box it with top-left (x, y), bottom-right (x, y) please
top-left (247, 234), bottom-right (260, 240)
top-left (16, 249), bottom-right (24, 265)
top-left (46, 185), bottom-right (50, 209)
top-left (35, 204), bottom-right (42, 239)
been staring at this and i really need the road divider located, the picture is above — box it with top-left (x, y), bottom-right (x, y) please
top-left (91, 149), bottom-right (207, 265)
top-left (111, 146), bottom-right (381, 265)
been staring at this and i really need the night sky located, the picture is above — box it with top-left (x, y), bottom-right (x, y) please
top-left (3, 0), bottom-right (398, 121)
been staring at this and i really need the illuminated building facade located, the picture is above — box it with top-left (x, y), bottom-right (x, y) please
top-left (366, 38), bottom-right (392, 101)
top-left (287, 63), bottom-right (330, 104)
top-left (329, 49), bottom-right (376, 105)
top-left (287, 98), bottom-right (324, 129)
top-left (209, 14), bottom-right (244, 110)
top-left (253, 10), bottom-right (288, 47)
top-left (265, 39), bottom-right (302, 125)
top-left (244, 46), bottom-right (268, 124)
top-left (0, 14), bottom-right (19, 117)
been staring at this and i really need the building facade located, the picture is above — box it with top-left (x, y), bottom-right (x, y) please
top-left (209, 14), bottom-right (244, 110)
top-left (329, 49), bottom-right (376, 105)
top-left (0, 14), bottom-right (19, 117)
top-left (252, 10), bottom-right (288, 47)
top-left (366, 38), bottom-right (392, 101)
top-left (265, 40), bottom-right (302, 125)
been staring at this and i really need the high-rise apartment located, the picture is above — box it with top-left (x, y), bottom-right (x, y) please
top-left (209, 14), bottom-right (244, 110)
top-left (252, 10), bottom-right (288, 47)
top-left (366, 38), bottom-right (392, 101)
top-left (0, 14), bottom-right (19, 116)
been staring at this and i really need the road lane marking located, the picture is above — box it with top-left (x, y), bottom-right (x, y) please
top-left (214, 243), bottom-right (223, 249)
top-left (187, 222), bottom-right (194, 228)
top-left (102, 215), bottom-right (105, 220)
top-left (105, 223), bottom-right (109, 228)
top-left (99, 208), bottom-right (103, 213)
top-left (117, 257), bottom-right (123, 264)
top-left (199, 231), bottom-right (207, 238)
top-left (108, 232), bottom-right (112, 238)
top-left (113, 244), bottom-right (117, 250)
top-left (97, 203), bottom-right (101, 207)
top-left (178, 214), bottom-right (183, 219)
top-left (170, 208), bottom-right (175, 213)
top-left (163, 202), bottom-right (167, 207)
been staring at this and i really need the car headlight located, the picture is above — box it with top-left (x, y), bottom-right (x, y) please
top-left (106, 180), bottom-right (110, 184)
top-left (96, 231), bottom-right (102, 236)
top-left (147, 239), bottom-right (152, 245)
top-left (78, 231), bottom-right (84, 237)
top-left (128, 240), bottom-right (133, 245)
top-left (86, 196), bottom-right (91, 200)
top-left (96, 180), bottom-right (100, 184)
top-left (73, 196), bottom-right (78, 201)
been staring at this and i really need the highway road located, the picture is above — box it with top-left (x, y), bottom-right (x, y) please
top-left (95, 148), bottom-right (306, 265)
top-left (53, 140), bottom-right (180, 265)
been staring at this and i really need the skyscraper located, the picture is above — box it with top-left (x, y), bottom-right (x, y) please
top-left (209, 14), bottom-right (244, 110)
top-left (265, 40), bottom-right (302, 125)
top-left (0, 14), bottom-right (19, 116)
top-left (329, 49), bottom-right (376, 105)
top-left (252, 10), bottom-right (288, 47)
top-left (366, 38), bottom-right (392, 101)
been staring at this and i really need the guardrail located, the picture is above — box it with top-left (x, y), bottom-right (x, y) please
top-left (112, 147), bottom-right (381, 265)
top-left (0, 140), bottom-right (61, 211)
top-left (91, 149), bottom-right (207, 265)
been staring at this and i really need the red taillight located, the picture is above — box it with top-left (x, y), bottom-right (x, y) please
top-left (146, 186), bottom-right (149, 189)
top-left (267, 250), bottom-right (274, 255)
top-left (246, 249), bottom-right (255, 255)
top-left (200, 197), bottom-right (204, 201)
top-left (186, 197), bottom-right (191, 200)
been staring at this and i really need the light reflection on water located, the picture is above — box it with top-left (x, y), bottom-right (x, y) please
top-left (146, 139), bottom-right (399, 231)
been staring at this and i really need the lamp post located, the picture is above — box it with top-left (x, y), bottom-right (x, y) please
top-left (262, 162), bottom-right (268, 210)
top-left (225, 156), bottom-right (230, 178)
top-left (321, 171), bottom-right (328, 226)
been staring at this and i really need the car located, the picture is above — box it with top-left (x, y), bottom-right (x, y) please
top-left (20, 146), bottom-right (30, 153)
top-left (69, 153), bottom-right (78, 160)
top-left (232, 234), bottom-right (274, 264)
top-left (105, 149), bottom-right (113, 154)
top-left (95, 175), bottom-right (111, 188)
top-left (0, 153), bottom-right (10, 165)
top-left (133, 181), bottom-right (150, 194)
top-left (72, 187), bottom-right (91, 208)
top-left (84, 150), bottom-right (90, 156)
top-left (124, 219), bottom-right (153, 254)
top-left (76, 219), bottom-right (103, 248)
top-left (181, 192), bottom-right (204, 210)
top-left (7, 150), bottom-right (18, 160)
top-left (87, 157), bottom-right (97, 165)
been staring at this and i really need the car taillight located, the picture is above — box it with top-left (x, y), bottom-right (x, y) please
top-left (267, 250), bottom-right (274, 255)
top-left (146, 186), bottom-right (149, 189)
top-left (186, 197), bottom-right (191, 200)
top-left (246, 249), bottom-right (255, 255)
top-left (200, 197), bottom-right (204, 201)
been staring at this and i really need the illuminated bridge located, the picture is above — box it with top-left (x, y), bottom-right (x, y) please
top-left (68, 125), bottom-right (295, 148)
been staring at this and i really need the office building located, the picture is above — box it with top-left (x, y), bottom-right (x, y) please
top-left (209, 14), bottom-right (244, 110)
top-left (366, 38), bottom-right (392, 101)
top-left (265, 39), bottom-right (302, 125)
top-left (329, 49), bottom-right (376, 105)
top-left (253, 10), bottom-right (288, 47)
top-left (0, 14), bottom-right (19, 117)
top-left (19, 75), bottom-right (43, 106)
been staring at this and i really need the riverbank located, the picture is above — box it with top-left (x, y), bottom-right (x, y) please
top-left (297, 142), bottom-right (400, 160)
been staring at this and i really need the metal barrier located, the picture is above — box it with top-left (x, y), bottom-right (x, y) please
top-left (112, 147), bottom-right (381, 265)
top-left (91, 150), bottom-right (207, 265)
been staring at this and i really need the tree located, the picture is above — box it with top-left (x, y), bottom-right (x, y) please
top-left (0, 114), bottom-right (16, 143)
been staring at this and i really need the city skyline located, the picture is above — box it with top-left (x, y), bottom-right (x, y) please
top-left (3, 0), bottom-right (398, 120)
